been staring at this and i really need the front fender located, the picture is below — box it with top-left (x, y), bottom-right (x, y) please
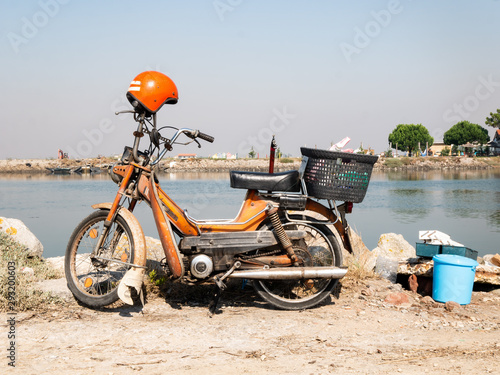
top-left (92, 202), bottom-right (147, 305)
top-left (91, 203), bottom-right (147, 268)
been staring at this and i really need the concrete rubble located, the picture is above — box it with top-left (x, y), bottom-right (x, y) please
top-left (349, 231), bottom-right (500, 286)
top-left (398, 258), bottom-right (500, 285)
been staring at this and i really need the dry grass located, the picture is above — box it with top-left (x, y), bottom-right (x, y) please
top-left (482, 156), bottom-right (500, 167)
top-left (400, 157), bottom-right (412, 165)
top-left (0, 232), bottom-right (64, 311)
top-left (383, 158), bottom-right (403, 168)
top-left (344, 258), bottom-right (378, 282)
top-left (381, 156), bottom-right (414, 167)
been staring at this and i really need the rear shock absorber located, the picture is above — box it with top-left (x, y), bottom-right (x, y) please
top-left (267, 206), bottom-right (298, 264)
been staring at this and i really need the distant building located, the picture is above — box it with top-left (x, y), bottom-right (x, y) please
top-left (429, 142), bottom-right (448, 156)
top-left (487, 129), bottom-right (500, 155)
top-left (211, 152), bottom-right (236, 159)
top-left (177, 153), bottom-right (197, 159)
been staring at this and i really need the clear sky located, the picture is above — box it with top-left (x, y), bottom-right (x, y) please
top-left (1, 0), bottom-right (499, 159)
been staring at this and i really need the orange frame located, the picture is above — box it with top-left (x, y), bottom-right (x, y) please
top-left (108, 163), bottom-right (350, 278)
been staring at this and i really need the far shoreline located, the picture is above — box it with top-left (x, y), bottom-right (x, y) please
top-left (0, 155), bottom-right (498, 175)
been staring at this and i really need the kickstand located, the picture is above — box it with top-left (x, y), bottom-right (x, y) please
top-left (208, 283), bottom-right (224, 317)
top-left (208, 261), bottom-right (241, 317)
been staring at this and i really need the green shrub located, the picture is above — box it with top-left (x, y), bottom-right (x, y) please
top-left (148, 269), bottom-right (167, 287)
top-left (0, 232), bottom-right (63, 312)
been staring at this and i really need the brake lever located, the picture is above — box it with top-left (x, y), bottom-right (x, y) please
top-left (184, 131), bottom-right (202, 148)
top-left (115, 110), bottom-right (136, 115)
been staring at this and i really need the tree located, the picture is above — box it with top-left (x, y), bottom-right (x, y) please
top-left (248, 146), bottom-right (256, 159)
top-left (485, 109), bottom-right (500, 129)
top-left (388, 124), bottom-right (434, 156)
top-left (443, 121), bottom-right (489, 146)
top-left (440, 147), bottom-right (450, 156)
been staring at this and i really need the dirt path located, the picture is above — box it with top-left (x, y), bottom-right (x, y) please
top-left (4, 277), bottom-right (500, 374)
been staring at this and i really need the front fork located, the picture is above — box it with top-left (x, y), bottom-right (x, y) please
top-left (92, 165), bottom-right (138, 260)
top-left (92, 164), bottom-right (148, 305)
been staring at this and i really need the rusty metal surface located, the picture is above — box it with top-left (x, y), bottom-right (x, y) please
top-left (91, 202), bottom-right (147, 267)
top-left (106, 165), bottom-right (134, 222)
top-left (398, 258), bottom-right (500, 285)
top-left (198, 190), bottom-right (269, 232)
top-left (304, 200), bottom-right (351, 253)
top-left (148, 176), bottom-right (185, 278)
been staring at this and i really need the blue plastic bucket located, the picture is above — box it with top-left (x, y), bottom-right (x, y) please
top-left (432, 254), bottom-right (478, 305)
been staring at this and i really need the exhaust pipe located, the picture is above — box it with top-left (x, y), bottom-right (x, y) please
top-left (228, 266), bottom-right (347, 280)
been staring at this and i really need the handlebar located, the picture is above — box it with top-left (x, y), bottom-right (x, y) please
top-left (197, 131), bottom-right (215, 143)
top-left (150, 128), bottom-right (215, 166)
top-left (172, 128), bottom-right (215, 146)
top-left (116, 110), bottom-right (215, 165)
top-left (115, 110), bottom-right (215, 143)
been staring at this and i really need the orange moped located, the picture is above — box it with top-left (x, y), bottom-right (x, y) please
top-left (64, 71), bottom-right (378, 311)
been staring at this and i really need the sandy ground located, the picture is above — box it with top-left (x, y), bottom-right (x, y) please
top-left (4, 275), bottom-right (500, 375)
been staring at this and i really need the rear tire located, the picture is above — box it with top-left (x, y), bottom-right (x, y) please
top-left (254, 218), bottom-right (343, 310)
top-left (64, 210), bottom-right (135, 307)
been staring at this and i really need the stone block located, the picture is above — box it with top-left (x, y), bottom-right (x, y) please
top-left (376, 233), bottom-right (416, 261)
top-left (491, 254), bottom-right (500, 267)
top-left (0, 217), bottom-right (43, 257)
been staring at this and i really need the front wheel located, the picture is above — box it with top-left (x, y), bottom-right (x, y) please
top-left (254, 219), bottom-right (343, 310)
top-left (64, 210), bottom-right (135, 307)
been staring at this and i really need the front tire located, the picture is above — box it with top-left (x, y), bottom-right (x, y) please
top-left (64, 210), bottom-right (135, 307)
top-left (254, 219), bottom-right (343, 310)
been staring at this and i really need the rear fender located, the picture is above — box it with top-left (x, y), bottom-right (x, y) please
top-left (304, 199), bottom-right (353, 254)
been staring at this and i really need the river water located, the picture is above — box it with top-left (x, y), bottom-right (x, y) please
top-left (0, 169), bottom-right (498, 258)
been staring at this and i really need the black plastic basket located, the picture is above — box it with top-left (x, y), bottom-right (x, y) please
top-left (300, 147), bottom-right (379, 203)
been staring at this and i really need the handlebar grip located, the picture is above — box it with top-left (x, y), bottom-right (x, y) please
top-left (197, 131), bottom-right (215, 143)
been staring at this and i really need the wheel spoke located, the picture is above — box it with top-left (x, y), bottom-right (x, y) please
top-left (255, 220), bottom-right (342, 310)
top-left (65, 210), bottom-right (134, 307)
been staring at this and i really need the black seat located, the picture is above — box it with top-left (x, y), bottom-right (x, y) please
top-left (229, 170), bottom-right (301, 192)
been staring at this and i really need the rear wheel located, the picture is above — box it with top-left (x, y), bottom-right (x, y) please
top-left (254, 219), bottom-right (343, 310)
top-left (64, 210), bottom-right (135, 307)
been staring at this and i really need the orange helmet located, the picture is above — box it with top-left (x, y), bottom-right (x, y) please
top-left (126, 71), bottom-right (178, 114)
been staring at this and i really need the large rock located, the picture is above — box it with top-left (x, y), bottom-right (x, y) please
top-left (347, 226), bottom-right (369, 260)
top-left (358, 247), bottom-right (380, 272)
top-left (373, 233), bottom-right (416, 262)
top-left (347, 228), bottom-right (380, 272)
top-left (0, 217), bottom-right (43, 257)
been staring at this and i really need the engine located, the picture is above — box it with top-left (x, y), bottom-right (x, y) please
top-left (189, 254), bottom-right (213, 279)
